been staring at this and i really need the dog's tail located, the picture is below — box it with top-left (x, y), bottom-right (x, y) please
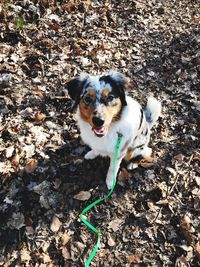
top-left (144, 96), bottom-right (161, 129)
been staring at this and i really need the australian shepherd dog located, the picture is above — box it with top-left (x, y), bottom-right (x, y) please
top-left (67, 71), bottom-right (161, 189)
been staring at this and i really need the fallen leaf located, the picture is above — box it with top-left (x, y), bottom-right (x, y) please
top-left (24, 144), bottom-right (35, 159)
top-left (31, 87), bottom-right (46, 97)
top-left (127, 253), bottom-right (142, 264)
top-left (118, 168), bottom-right (130, 187)
top-left (61, 2), bottom-right (76, 12)
top-left (108, 218), bottom-right (123, 232)
top-left (62, 246), bottom-right (71, 260)
top-left (42, 253), bottom-right (51, 263)
top-left (174, 154), bottom-right (184, 163)
top-left (194, 242), bottom-right (200, 260)
top-left (175, 255), bottom-right (190, 267)
top-left (118, 168), bottom-right (130, 180)
top-left (53, 178), bottom-right (62, 189)
top-left (147, 200), bottom-right (159, 211)
top-left (139, 157), bottom-right (156, 168)
top-left (50, 215), bottom-right (62, 233)
top-left (8, 212), bottom-right (25, 230)
top-left (5, 146), bottom-right (15, 158)
top-left (11, 153), bottom-right (20, 166)
top-left (193, 14), bottom-right (200, 24)
top-left (61, 232), bottom-right (71, 246)
top-left (166, 167), bottom-right (177, 176)
top-left (25, 226), bottom-right (34, 236)
top-left (73, 191), bottom-right (91, 201)
top-left (156, 199), bottom-right (169, 205)
top-left (107, 235), bottom-right (116, 247)
top-left (0, 162), bottom-right (14, 174)
top-left (25, 159), bottom-right (38, 173)
top-left (180, 215), bottom-right (195, 245)
top-left (20, 248), bottom-right (31, 262)
top-left (34, 112), bottom-right (46, 122)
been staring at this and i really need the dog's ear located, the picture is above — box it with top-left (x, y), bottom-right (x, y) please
top-left (100, 71), bottom-right (133, 106)
top-left (66, 74), bottom-right (88, 106)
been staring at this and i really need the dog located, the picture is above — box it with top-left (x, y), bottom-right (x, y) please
top-left (66, 71), bottom-right (161, 189)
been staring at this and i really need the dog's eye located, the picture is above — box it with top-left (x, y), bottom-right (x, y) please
top-left (84, 96), bottom-right (93, 105)
top-left (107, 94), bottom-right (115, 102)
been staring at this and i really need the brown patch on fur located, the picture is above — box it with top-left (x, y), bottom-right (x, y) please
top-left (124, 148), bottom-right (134, 161)
top-left (79, 89), bottom-right (96, 125)
top-left (87, 88), bottom-right (96, 97)
top-left (102, 89), bottom-right (110, 98)
top-left (79, 90), bottom-right (123, 128)
top-left (103, 98), bottom-right (122, 125)
top-left (112, 106), bottom-right (123, 122)
top-left (111, 99), bottom-right (124, 122)
top-left (79, 101), bottom-right (94, 124)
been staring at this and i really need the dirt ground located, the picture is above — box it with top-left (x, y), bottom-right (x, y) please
top-left (0, 1), bottom-right (200, 266)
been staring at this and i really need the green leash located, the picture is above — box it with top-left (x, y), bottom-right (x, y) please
top-left (80, 134), bottom-right (123, 267)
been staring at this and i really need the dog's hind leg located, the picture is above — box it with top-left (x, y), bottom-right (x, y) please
top-left (125, 146), bottom-right (152, 170)
top-left (84, 150), bottom-right (98, 160)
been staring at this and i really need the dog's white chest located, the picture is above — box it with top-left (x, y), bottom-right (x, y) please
top-left (78, 119), bottom-right (119, 156)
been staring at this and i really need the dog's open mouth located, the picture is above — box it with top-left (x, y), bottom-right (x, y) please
top-left (92, 126), bottom-right (108, 137)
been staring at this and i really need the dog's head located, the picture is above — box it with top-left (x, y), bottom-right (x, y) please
top-left (66, 71), bottom-right (131, 137)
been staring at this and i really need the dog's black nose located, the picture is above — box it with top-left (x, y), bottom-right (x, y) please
top-left (92, 116), bottom-right (104, 127)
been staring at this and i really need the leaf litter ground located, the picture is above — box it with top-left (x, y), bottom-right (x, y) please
top-left (0, 1), bottom-right (200, 266)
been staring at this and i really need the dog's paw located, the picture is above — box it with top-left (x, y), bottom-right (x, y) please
top-left (141, 147), bottom-right (152, 158)
top-left (127, 162), bottom-right (138, 170)
top-left (106, 177), bottom-right (114, 190)
top-left (84, 150), bottom-right (97, 160)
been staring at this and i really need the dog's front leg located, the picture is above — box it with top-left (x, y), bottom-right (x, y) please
top-left (106, 155), bottom-right (123, 189)
top-left (84, 150), bottom-right (98, 160)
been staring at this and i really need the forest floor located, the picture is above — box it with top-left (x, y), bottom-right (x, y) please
top-left (0, 1), bottom-right (200, 266)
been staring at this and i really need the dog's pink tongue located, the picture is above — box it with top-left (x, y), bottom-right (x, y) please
top-left (93, 127), bottom-right (107, 136)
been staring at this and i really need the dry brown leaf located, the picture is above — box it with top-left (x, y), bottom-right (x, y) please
top-left (193, 155), bottom-right (200, 161)
top-left (180, 215), bottom-right (195, 245)
top-left (53, 178), bottom-right (62, 189)
top-left (8, 212), bottom-right (25, 230)
top-left (108, 218), bottom-right (123, 232)
top-left (127, 253), bottom-right (142, 264)
top-left (175, 255), bottom-right (189, 267)
top-left (118, 168), bottom-right (130, 180)
top-left (61, 232), bottom-right (71, 246)
top-left (11, 153), bottom-right (20, 166)
top-left (118, 167), bottom-right (130, 187)
top-left (31, 88), bottom-right (46, 98)
top-left (61, 1), bottom-right (76, 11)
top-left (156, 199), bottom-right (169, 205)
top-left (107, 235), bottom-right (116, 247)
top-left (34, 112), bottom-right (46, 122)
top-left (50, 215), bottom-right (62, 233)
top-left (5, 146), bottom-right (15, 158)
top-left (20, 248), bottom-right (31, 262)
top-left (42, 253), bottom-right (51, 263)
top-left (193, 14), bottom-right (200, 24)
top-left (194, 242), bottom-right (200, 260)
top-left (139, 157), bottom-right (156, 168)
top-left (62, 246), bottom-right (71, 260)
top-left (147, 200), bottom-right (159, 211)
top-left (25, 159), bottom-right (38, 173)
top-left (0, 161), bottom-right (14, 174)
top-left (25, 226), bottom-right (34, 236)
top-left (73, 191), bottom-right (91, 201)
top-left (174, 154), bottom-right (184, 163)
top-left (52, 23), bottom-right (60, 31)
